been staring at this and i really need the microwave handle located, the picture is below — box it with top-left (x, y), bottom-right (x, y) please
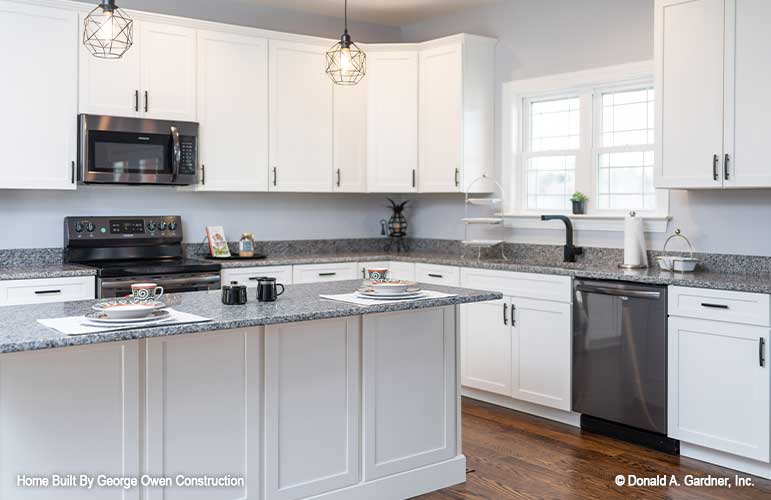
top-left (170, 126), bottom-right (181, 181)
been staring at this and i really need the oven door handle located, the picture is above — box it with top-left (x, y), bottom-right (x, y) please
top-left (100, 275), bottom-right (221, 290)
top-left (576, 285), bottom-right (661, 300)
top-left (170, 126), bottom-right (181, 182)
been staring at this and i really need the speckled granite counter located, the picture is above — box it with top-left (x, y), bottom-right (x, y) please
top-left (0, 280), bottom-right (501, 354)
top-left (0, 264), bottom-right (96, 281)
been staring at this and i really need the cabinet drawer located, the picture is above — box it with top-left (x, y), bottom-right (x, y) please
top-left (356, 261), bottom-right (391, 280)
top-left (388, 261), bottom-right (416, 282)
top-left (414, 264), bottom-right (460, 286)
top-left (669, 286), bottom-right (770, 326)
top-left (0, 277), bottom-right (95, 306)
top-left (221, 266), bottom-right (293, 288)
top-left (292, 263), bottom-right (359, 284)
top-left (461, 268), bottom-right (572, 303)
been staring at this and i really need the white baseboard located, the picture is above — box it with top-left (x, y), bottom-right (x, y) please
top-left (307, 455), bottom-right (467, 500)
top-left (680, 443), bottom-right (771, 480)
top-left (462, 387), bottom-right (581, 427)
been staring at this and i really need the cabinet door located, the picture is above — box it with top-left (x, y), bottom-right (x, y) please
top-left (197, 30), bottom-right (269, 191)
top-left (145, 329), bottom-right (261, 500)
top-left (269, 41), bottom-right (334, 192)
top-left (366, 50), bottom-right (418, 193)
top-left (265, 318), bottom-right (360, 500)
top-left (388, 261), bottom-right (416, 282)
top-left (0, 342), bottom-right (139, 500)
top-left (79, 14), bottom-right (141, 117)
top-left (140, 21), bottom-right (197, 121)
top-left (725, 0), bottom-right (771, 187)
top-left (460, 299), bottom-right (512, 396)
top-left (419, 43), bottom-right (463, 193)
top-left (668, 317), bottom-right (770, 462)
top-left (292, 262), bottom-right (358, 284)
top-left (511, 298), bottom-right (572, 411)
top-left (334, 81), bottom-right (367, 192)
top-left (655, 0), bottom-right (726, 188)
top-left (363, 307), bottom-right (457, 480)
top-left (0, 1), bottom-right (77, 190)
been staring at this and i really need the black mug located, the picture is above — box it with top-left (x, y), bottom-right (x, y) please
top-left (222, 281), bottom-right (248, 305)
top-left (256, 277), bottom-right (285, 302)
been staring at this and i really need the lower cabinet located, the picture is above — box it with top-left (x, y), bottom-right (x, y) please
top-left (265, 318), bottom-right (360, 500)
top-left (0, 276), bottom-right (95, 306)
top-left (0, 342), bottom-right (139, 500)
top-left (668, 316), bottom-right (770, 462)
top-left (144, 329), bottom-right (262, 500)
top-left (363, 307), bottom-right (457, 480)
top-left (221, 265), bottom-right (293, 288)
top-left (388, 261), bottom-right (416, 282)
top-left (460, 298), bottom-right (511, 396)
top-left (292, 262), bottom-right (359, 284)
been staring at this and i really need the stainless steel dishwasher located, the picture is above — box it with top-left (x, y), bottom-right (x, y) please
top-left (573, 280), bottom-right (677, 452)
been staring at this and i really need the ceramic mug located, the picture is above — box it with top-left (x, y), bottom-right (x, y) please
top-left (131, 283), bottom-right (164, 302)
top-left (256, 277), bottom-right (285, 302)
top-left (366, 268), bottom-right (389, 282)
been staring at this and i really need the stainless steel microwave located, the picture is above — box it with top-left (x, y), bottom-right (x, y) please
top-left (78, 114), bottom-right (198, 186)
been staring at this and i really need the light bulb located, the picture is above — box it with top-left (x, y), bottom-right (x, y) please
top-left (98, 12), bottom-right (115, 40)
top-left (340, 48), bottom-right (354, 74)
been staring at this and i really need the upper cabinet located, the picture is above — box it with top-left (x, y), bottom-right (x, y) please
top-left (79, 17), bottom-right (197, 121)
top-left (195, 30), bottom-right (269, 192)
top-left (334, 81), bottom-right (368, 192)
top-left (655, 0), bottom-right (771, 189)
top-left (269, 40), bottom-right (334, 192)
top-left (367, 48), bottom-right (419, 193)
top-left (0, 1), bottom-right (77, 190)
top-left (419, 36), bottom-right (495, 193)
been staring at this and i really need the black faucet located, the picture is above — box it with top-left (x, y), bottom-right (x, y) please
top-left (541, 215), bottom-right (583, 263)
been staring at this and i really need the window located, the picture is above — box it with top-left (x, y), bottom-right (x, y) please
top-left (509, 63), bottom-right (667, 217)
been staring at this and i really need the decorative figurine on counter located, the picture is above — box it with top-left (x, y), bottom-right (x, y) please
top-left (381, 198), bottom-right (409, 253)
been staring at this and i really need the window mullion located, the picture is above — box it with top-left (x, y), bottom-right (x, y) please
top-left (575, 92), bottom-right (594, 209)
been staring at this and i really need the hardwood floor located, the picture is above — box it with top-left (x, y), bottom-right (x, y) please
top-left (417, 397), bottom-right (771, 500)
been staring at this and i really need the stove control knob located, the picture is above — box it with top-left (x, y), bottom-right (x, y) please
top-left (159, 221), bottom-right (168, 231)
top-left (85, 223), bottom-right (95, 233)
top-left (169, 222), bottom-right (178, 231)
top-left (147, 222), bottom-right (157, 232)
top-left (74, 222), bottom-right (84, 233)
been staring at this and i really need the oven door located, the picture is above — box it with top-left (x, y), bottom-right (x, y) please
top-left (79, 114), bottom-right (198, 185)
top-left (98, 273), bottom-right (221, 299)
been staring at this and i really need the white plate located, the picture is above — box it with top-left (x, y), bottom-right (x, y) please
top-left (91, 301), bottom-right (166, 319)
top-left (356, 291), bottom-right (427, 300)
top-left (84, 309), bottom-right (171, 324)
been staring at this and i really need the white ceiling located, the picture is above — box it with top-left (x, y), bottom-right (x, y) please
top-left (246, 0), bottom-right (500, 26)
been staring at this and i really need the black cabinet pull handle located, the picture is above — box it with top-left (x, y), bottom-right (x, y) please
top-left (760, 338), bottom-right (766, 367)
top-left (412, 169), bottom-right (416, 188)
top-left (272, 166), bottom-right (277, 186)
top-left (503, 303), bottom-right (508, 325)
top-left (724, 154), bottom-right (730, 181)
top-left (455, 168), bottom-right (460, 187)
top-left (336, 169), bottom-right (341, 187)
top-left (427, 273), bottom-right (443, 278)
top-left (144, 91), bottom-right (149, 113)
top-left (35, 290), bottom-right (62, 295)
top-left (71, 161), bottom-right (75, 184)
top-left (134, 90), bottom-right (139, 112)
top-left (319, 272), bottom-right (337, 277)
top-left (248, 277), bottom-right (261, 281)
top-left (712, 154), bottom-right (719, 181)
top-left (701, 302), bottom-right (729, 309)
top-left (511, 304), bottom-right (516, 326)
top-left (201, 164), bottom-right (206, 185)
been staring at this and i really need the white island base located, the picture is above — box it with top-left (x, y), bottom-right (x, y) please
top-left (0, 306), bottom-right (464, 500)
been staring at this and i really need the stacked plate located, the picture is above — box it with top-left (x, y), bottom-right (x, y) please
top-left (84, 300), bottom-right (172, 327)
top-left (356, 280), bottom-right (426, 300)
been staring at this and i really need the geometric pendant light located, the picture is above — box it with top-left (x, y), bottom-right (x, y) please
top-left (325, 0), bottom-right (366, 85)
top-left (83, 0), bottom-right (134, 59)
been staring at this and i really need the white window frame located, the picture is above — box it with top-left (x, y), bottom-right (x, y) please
top-left (502, 61), bottom-right (670, 231)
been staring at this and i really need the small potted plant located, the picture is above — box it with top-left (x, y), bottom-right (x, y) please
top-left (570, 192), bottom-right (588, 215)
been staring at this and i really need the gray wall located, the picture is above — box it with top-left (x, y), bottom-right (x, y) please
top-left (402, 0), bottom-right (771, 257)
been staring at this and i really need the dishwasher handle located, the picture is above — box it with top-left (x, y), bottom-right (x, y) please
top-left (576, 285), bottom-right (661, 300)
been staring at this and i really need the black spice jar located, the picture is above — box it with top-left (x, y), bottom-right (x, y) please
top-left (222, 281), bottom-right (248, 305)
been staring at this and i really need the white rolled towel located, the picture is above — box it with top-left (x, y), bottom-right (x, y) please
top-left (623, 212), bottom-right (648, 267)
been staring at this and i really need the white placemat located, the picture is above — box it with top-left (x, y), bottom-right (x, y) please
top-left (320, 290), bottom-right (457, 306)
top-left (37, 309), bottom-right (212, 336)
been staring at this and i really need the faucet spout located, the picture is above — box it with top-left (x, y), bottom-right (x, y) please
top-left (541, 215), bottom-right (583, 263)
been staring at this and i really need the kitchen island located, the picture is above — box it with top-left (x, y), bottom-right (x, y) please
top-left (0, 281), bottom-right (500, 500)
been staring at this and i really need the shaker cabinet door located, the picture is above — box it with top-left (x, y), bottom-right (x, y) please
top-left (460, 299), bottom-right (512, 396)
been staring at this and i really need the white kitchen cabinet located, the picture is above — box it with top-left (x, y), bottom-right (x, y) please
top-left (0, 1), bottom-right (77, 190)
top-left (388, 261), bottom-right (416, 282)
top-left (334, 81), bottom-right (368, 192)
top-left (145, 329), bottom-right (261, 500)
top-left (0, 342), bottom-right (139, 500)
top-left (366, 48), bottom-right (419, 193)
top-left (0, 277), bottom-right (95, 306)
top-left (510, 297), bottom-right (572, 411)
top-left (363, 307), bottom-right (456, 480)
top-left (196, 30), bottom-right (269, 191)
top-left (269, 40), bottom-right (334, 192)
top-left (265, 318), bottom-right (360, 499)
top-left (668, 316), bottom-right (769, 462)
top-left (460, 298), bottom-right (512, 396)
top-left (292, 262), bottom-right (358, 284)
top-left (418, 36), bottom-right (495, 193)
top-left (222, 265), bottom-right (293, 288)
top-left (414, 263), bottom-right (461, 286)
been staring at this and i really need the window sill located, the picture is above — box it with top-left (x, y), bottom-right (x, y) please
top-left (499, 213), bottom-right (671, 233)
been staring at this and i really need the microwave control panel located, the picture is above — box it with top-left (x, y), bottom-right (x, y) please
top-left (179, 136), bottom-right (196, 176)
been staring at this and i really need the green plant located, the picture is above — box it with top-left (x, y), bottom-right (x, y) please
top-left (570, 191), bottom-right (588, 203)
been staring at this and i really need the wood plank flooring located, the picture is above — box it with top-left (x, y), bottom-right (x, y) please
top-left (417, 397), bottom-right (771, 500)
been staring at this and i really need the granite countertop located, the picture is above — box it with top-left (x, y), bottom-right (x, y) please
top-left (0, 281), bottom-right (501, 354)
top-left (0, 264), bottom-right (97, 281)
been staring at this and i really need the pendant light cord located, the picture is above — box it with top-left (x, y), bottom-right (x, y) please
top-left (344, 0), bottom-right (348, 34)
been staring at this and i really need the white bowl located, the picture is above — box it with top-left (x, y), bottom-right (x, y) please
top-left (92, 302), bottom-right (159, 319)
top-left (369, 281), bottom-right (415, 295)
